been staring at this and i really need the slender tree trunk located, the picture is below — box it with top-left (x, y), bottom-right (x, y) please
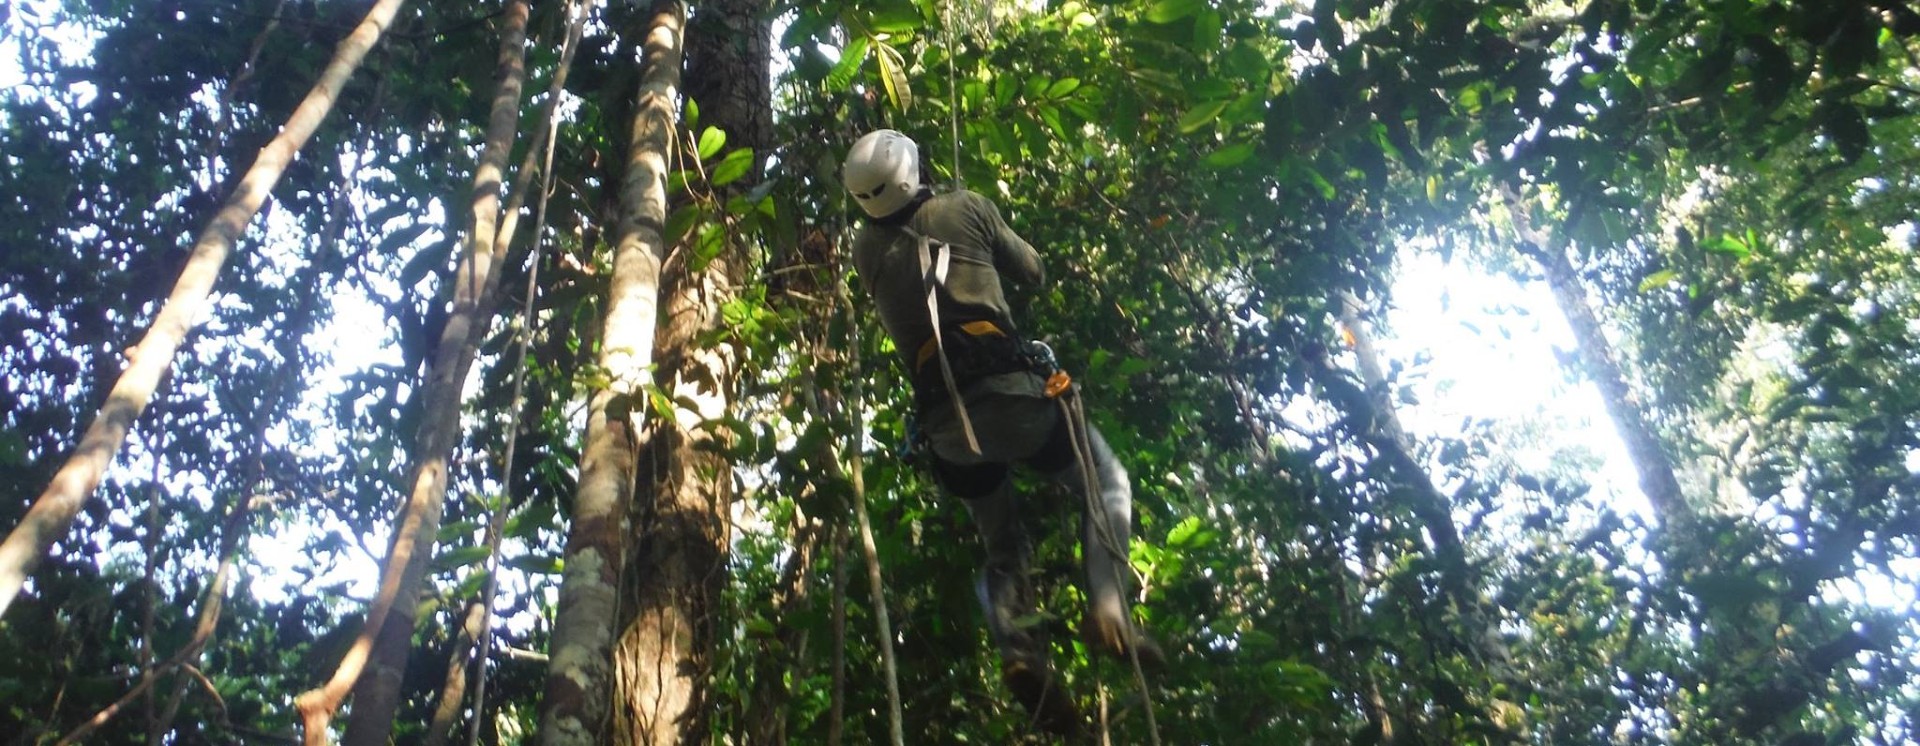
top-left (1327, 292), bottom-right (1470, 596)
top-left (297, 3), bottom-right (531, 742)
top-left (0, 0), bottom-right (406, 620)
top-left (1502, 187), bottom-right (1688, 524)
top-left (827, 523), bottom-right (849, 746)
top-left (610, 1), bottom-right (770, 743)
top-left (827, 273), bottom-right (906, 746)
top-left (538, 3), bottom-right (683, 743)
top-left (422, 599), bottom-right (488, 746)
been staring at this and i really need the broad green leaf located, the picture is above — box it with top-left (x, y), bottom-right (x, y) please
top-left (506, 500), bottom-right (557, 540)
top-left (826, 35), bottom-right (869, 93)
top-left (875, 42), bottom-right (912, 111)
top-left (1204, 142), bottom-right (1256, 167)
top-left (694, 223), bottom-right (727, 263)
top-left (1038, 104), bottom-right (1068, 139)
top-left (1191, 9), bottom-right (1223, 52)
top-left (868, 5), bottom-right (923, 34)
top-left (1166, 516), bottom-right (1209, 549)
top-left (1178, 99), bottom-right (1231, 133)
top-left (1044, 77), bottom-right (1082, 100)
top-left (710, 147), bottom-right (757, 187)
top-left (1702, 235), bottom-right (1750, 259)
top-left (993, 75), bottom-right (1018, 107)
top-left (696, 126), bottom-right (726, 160)
top-left (1023, 74), bottom-right (1047, 100)
top-left (435, 546), bottom-right (492, 572)
top-left (1146, 0), bottom-right (1203, 24)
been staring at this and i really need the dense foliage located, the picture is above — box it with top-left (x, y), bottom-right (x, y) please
top-left (3, 0), bottom-right (1918, 743)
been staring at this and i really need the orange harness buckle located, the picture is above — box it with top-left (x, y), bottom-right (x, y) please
top-left (1044, 369), bottom-right (1073, 398)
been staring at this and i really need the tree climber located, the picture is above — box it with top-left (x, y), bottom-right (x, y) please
top-left (841, 129), bottom-right (1162, 737)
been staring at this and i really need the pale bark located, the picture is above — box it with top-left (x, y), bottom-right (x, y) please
top-left (298, 2), bottom-right (531, 742)
top-left (610, 0), bottom-right (771, 742)
top-left (1502, 187), bottom-right (1688, 523)
top-left (0, 0), bottom-right (406, 620)
top-left (538, 3), bottom-right (683, 743)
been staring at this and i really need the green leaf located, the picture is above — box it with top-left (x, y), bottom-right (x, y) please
top-left (437, 520), bottom-right (481, 542)
top-left (1204, 143), bottom-right (1256, 168)
top-left (1191, 9), bottom-right (1223, 52)
top-left (875, 42), bottom-right (912, 112)
top-left (1178, 99), bottom-right (1231, 133)
top-left (694, 223), bottom-right (727, 263)
top-left (826, 35), bottom-right (869, 93)
top-left (389, 225), bottom-right (440, 283)
top-left (1044, 77), bottom-right (1082, 100)
top-left (666, 204), bottom-right (702, 245)
top-left (710, 148), bottom-right (756, 187)
top-left (696, 126), bottom-right (726, 160)
top-left (993, 75), bottom-right (1018, 107)
top-left (1146, 0), bottom-right (1203, 24)
top-left (505, 555), bottom-right (564, 575)
top-left (1038, 104), bottom-right (1068, 139)
top-left (1301, 163), bottom-right (1336, 199)
top-left (1166, 516), bottom-right (1218, 550)
top-left (1638, 269), bottom-right (1679, 292)
top-left (435, 546), bottom-right (492, 572)
top-left (868, 5), bottom-right (923, 34)
top-left (1702, 234), bottom-right (1751, 259)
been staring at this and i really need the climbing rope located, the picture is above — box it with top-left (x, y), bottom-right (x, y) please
top-left (943, 0), bottom-right (962, 189)
top-left (1055, 383), bottom-right (1162, 746)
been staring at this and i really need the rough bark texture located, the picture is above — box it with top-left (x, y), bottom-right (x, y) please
top-left (0, 0), bottom-right (405, 620)
top-left (1504, 190), bottom-right (1688, 524)
top-left (611, 1), bottom-right (772, 743)
top-left (537, 3), bottom-right (683, 743)
top-left (298, 3), bottom-right (530, 743)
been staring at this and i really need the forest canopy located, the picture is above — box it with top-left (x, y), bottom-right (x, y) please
top-left (2, 0), bottom-right (1919, 744)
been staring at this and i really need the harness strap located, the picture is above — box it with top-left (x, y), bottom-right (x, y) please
top-left (916, 320), bottom-right (1004, 371)
top-left (919, 232), bottom-right (983, 455)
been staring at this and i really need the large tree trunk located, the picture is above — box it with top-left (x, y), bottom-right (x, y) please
top-left (297, 3), bottom-right (531, 742)
top-left (1502, 188), bottom-right (1688, 525)
top-left (0, 0), bottom-right (406, 620)
top-left (537, 2), bottom-right (684, 743)
top-left (611, 1), bottom-right (771, 743)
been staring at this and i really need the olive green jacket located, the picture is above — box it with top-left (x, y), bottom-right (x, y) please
top-left (852, 189), bottom-right (1049, 406)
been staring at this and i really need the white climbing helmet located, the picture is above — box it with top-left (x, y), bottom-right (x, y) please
top-left (842, 129), bottom-right (922, 219)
